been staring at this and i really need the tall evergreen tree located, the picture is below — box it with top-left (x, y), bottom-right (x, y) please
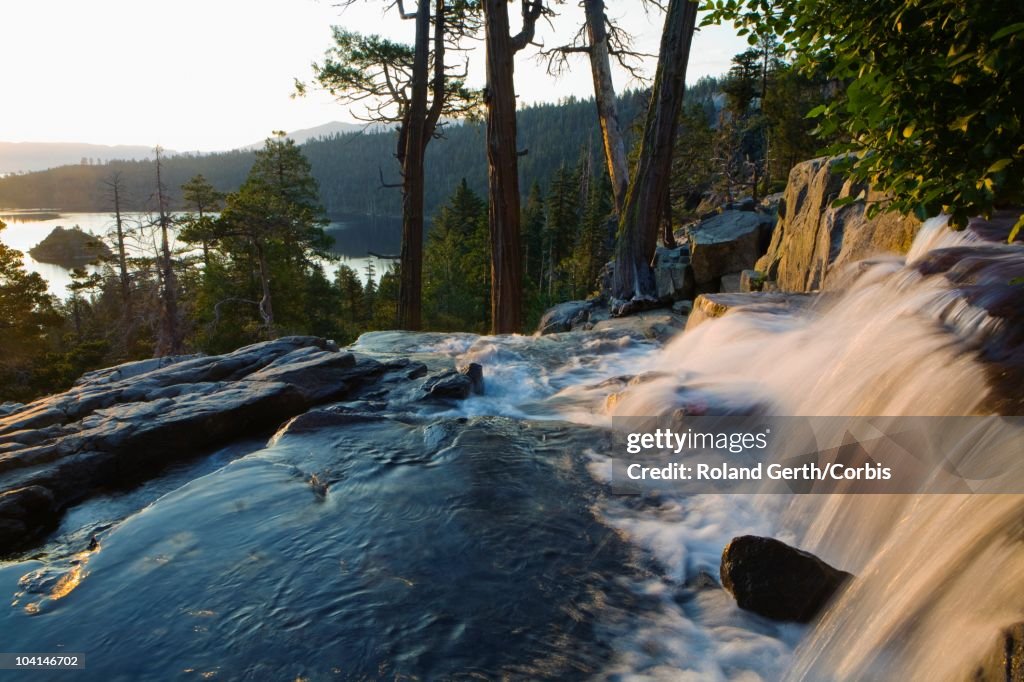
top-left (543, 164), bottom-right (581, 300)
top-left (204, 134), bottom-right (332, 338)
top-left (521, 181), bottom-right (546, 289)
top-left (304, 0), bottom-right (478, 332)
top-left (423, 180), bottom-right (490, 331)
top-left (0, 220), bottom-right (61, 400)
top-left (180, 174), bottom-right (224, 269)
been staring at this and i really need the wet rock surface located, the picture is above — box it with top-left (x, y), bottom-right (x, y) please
top-left (686, 292), bottom-right (816, 331)
top-left (720, 535), bottom-right (853, 623)
top-left (537, 299), bottom-right (603, 334)
top-left (911, 211), bottom-right (1024, 414)
top-left (591, 310), bottom-right (687, 342)
top-left (536, 300), bottom-right (687, 341)
top-left (0, 336), bottom-right (464, 554)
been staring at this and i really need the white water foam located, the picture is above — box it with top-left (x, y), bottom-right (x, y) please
top-left (439, 216), bottom-right (1020, 680)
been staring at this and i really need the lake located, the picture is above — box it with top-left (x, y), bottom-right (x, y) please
top-left (0, 210), bottom-right (402, 298)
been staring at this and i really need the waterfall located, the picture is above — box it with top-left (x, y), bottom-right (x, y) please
top-left (588, 216), bottom-right (1024, 680)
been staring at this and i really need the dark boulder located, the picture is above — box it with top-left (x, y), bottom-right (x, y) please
top-left (720, 535), bottom-right (853, 623)
top-left (422, 370), bottom-right (474, 400)
top-left (459, 363), bottom-right (485, 395)
top-left (0, 486), bottom-right (58, 551)
top-left (687, 210), bottom-right (776, 289)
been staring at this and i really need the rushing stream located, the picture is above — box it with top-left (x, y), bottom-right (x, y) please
top-left (0, 217), bottom-right (1021, 680)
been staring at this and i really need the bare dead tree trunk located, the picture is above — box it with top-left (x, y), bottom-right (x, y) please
top-left (662, 199), bottom-right (675, 248)
top-left (255, 240), bottom-right (275, 335)
top-left (394, 0), bottom-right (449, 331)
top-left (482, 0), bottom-right (543, 334)
top-left (584, 0), bottom-right (629, 214)
top-left (759, 40), bottom-right (771, 193)
top-left (610, 0), bottom-right (698, 309)
top-left (105, 174), bottom-right (131, 305)
top-left (154, 147), bottom-right (182, 355)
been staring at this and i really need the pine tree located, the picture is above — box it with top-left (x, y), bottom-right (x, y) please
top-left (543, 164), bottom-right (581, 301)
top-left (0, 220), bottom-right (61, 401)
top-left (572, 170), bottom-right (613, 299)
top-left (210, 133), bottom-right (332, 338)
top-left (521, 182), bottom-right (546, 289)
top-left (423, 180), bottom-right (490, 331)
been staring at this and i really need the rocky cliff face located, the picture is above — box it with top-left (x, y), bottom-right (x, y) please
top-left (756, 156), bottom-right (922, 292)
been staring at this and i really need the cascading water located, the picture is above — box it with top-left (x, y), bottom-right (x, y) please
top-left (571, 216), bottom-right (1024, 680)
top-left (1, 216), bottom-right (1020, 680)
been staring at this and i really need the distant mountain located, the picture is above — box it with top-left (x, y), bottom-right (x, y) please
top-left (0, 79), bottom-right (727, 217)
top-left (0, 142), bottom-right (171, 175)
top-left (0, 122), bottom-right (381, 175)
top-left (242, 121), bottom-right (391, 150)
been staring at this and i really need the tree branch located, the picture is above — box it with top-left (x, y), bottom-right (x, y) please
top-left (395, 0), bottom-right (418, 20)
top-left (511, 0), bottom-right (546, 52)
top-left (379, 167), bottom-right (403, 189)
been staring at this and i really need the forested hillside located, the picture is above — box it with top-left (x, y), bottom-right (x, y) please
top-left (0, 90), bottom-right (689, 217)
top-left (0, 81), bottom-right (735, 218)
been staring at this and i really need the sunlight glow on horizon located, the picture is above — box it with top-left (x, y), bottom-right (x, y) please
top-left (0, 0), bottom-right (746, 152)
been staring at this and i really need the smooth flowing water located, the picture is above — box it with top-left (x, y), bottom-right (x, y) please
top-left (0, 217), bottom-right (1020, 680)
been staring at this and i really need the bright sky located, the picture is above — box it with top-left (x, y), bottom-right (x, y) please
top-left (0, 0), bottom-right (746, 152)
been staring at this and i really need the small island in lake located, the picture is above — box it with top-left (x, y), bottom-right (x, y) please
top-left (28, 225), bottom-right (112, 268)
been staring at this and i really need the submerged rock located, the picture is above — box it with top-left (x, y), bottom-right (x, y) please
top-left (591, 310), bottom-right (687, 342)
top-left (686, 292), bottom-right (815, 331)
top-left (720, 535), bottom-right (853, 623)
top-left (0, 402), bottom-right (23, 418)
top-left (909, 210), bottom-right (1024, 415)
top-left (28, 226), bottom-right (112, 268)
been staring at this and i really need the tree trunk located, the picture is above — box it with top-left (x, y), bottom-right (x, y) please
top-left (255, 240), bottom-right (275, 335)
top-left (154, 148), bottom-right (182, 355)
top-left (111, 183), bottom-right (130, 305)
top-left (584, 0), bottom-right (629, 215)
top-left (610, 0), bottom-right (698, 308)
top-left (483, 0), bottom-right (526, 334)
top-left (662, 200), bottom-right (675, 248)
top-left (396, 0), bottom-right (432, 331)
